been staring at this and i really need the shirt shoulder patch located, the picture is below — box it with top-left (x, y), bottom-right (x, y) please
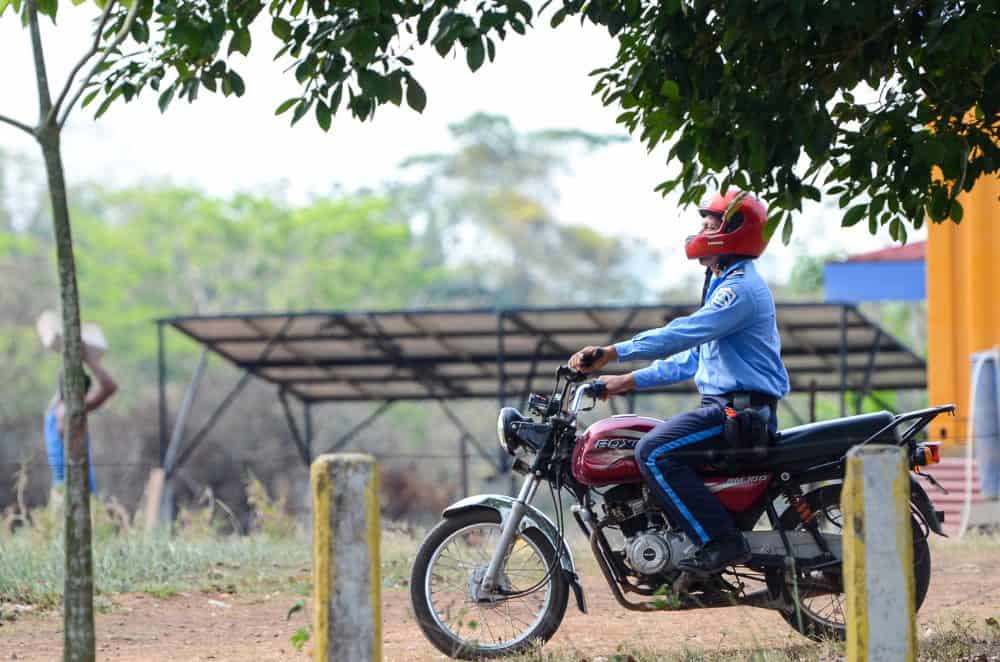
top-left (711, 286), bottom-right (738, 309)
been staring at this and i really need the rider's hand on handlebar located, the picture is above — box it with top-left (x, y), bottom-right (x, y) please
top-left (569, 345), bottom-right (616, 373)
top-left (595, 373), bottom-right (636, 400)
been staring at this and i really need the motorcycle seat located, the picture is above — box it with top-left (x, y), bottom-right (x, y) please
top-left (733, 411), bottom-right (899, 472)
top-left (775, 410), bottom-right (898, 449)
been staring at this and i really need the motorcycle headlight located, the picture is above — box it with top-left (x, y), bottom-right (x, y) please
top-left (496, 406), bottom-right (525, 456)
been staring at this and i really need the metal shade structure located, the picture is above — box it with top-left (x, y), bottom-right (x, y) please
top-left (162, 303), bottom-right (925, 402)
top-left (153, 303), bottom-right (925, 500)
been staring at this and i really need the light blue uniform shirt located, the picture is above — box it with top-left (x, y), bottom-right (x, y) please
top-left (614, 260), bottom-right (790, 399)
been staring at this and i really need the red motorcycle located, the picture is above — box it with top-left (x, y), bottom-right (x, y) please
top-left (410, 366), bottom-right (952, 659)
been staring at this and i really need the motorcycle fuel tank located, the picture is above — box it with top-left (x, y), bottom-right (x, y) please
top-left (572, 415), bottom-right (660, 487)
top-left (572, 414), bottom-right (774, 513)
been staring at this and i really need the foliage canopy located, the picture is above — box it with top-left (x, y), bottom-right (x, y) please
top-left (3, 1), bottom-right (997, 242)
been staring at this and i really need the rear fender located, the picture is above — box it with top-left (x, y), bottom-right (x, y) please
top-left (442, 494), bottom-right (586, 613)
top-left (909, 476), bottom-right (946, 537)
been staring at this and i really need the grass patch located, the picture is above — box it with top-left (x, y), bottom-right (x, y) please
top-left (0, 529), bottom-right (311, 607)
top-left (503, 619), bottom-right (1000, 661)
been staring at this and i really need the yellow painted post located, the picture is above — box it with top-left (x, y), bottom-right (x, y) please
top-left (311, 453), bottom-right (382, 662)
top-left (842, 445), bottom-right (916, 661)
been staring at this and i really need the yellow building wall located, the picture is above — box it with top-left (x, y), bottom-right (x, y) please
top-left (927, 174), bottom-right (1000, 443)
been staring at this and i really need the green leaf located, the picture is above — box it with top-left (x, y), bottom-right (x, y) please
top-left (229, 27), bottom-right (251, 56)
top-left (387, 71), bottom-right (403, 106)
top-left (286, 600), bottom-right (305, 621)
top-left (228, 72), bottom-right (245, 97)
top-left (417, 10), bottom-right (435, 43)
top-left (781, 217), bottom-right (793, 245)
top-left (290, 627), bottom-right (309, 651)
top-left (406, 76), bottom-right (427, 113)
top-left (0, 0), bottom-right (11, 18)
top-left (315, 101), bottom-right (331, 131)
top-left (659, 80), bottom-right (680, 101)
top-left (94, 86), bottom-right (123, 119)
top-left (81, 88), bottom-right (100, 109)
top-left (291, 99), bottom-right (313, 125)
top-left (550, 6), bottom-right (568, 28)
top-left (275, 97), bottom-right (298, 116)
top-left (272, 18), bottom-right (293, 41)
top-left (466, 38), bottom-right (485, 72)
top-left (157, 85), bottom-right (175, 113)
top-left (949, 200), bottom-right (963, 223)
top-left (841, 204), bottom-right (866, 227)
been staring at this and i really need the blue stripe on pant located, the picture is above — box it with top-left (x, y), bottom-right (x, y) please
top-left (635, 402), bottom-right (734, 545)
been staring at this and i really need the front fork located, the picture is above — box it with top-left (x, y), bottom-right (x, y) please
top-left (479, 473), bottom-right (541, 592)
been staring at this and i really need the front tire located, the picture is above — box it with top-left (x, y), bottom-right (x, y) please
top-left (410, 509), bottom-right (569, 659)
top-left (776, 483), bottom-right (932, 641)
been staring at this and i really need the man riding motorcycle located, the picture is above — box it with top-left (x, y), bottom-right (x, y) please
top-left (569, 189), bottom-right (790, 576)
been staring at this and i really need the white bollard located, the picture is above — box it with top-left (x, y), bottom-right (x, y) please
top-left (842, 444), bottom-right (916, 662)
top-left (311, 453), bottom-right (381, 662)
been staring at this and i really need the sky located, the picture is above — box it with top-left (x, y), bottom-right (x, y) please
top-left (0, 4), bottom-right (922, 286)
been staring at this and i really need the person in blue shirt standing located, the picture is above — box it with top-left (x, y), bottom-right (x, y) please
top-left (570, 189), bottom-right (790, 575)
top-left (45, 344), bottom-right (118, 496)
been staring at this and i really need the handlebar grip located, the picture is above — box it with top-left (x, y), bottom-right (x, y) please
top-left (580, 347), bottom-right (605, 368)
top-left (591, 380), bottom-right (607, 399)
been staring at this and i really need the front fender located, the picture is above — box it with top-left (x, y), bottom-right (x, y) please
top-left (442, 494), bottom-right (586, 613)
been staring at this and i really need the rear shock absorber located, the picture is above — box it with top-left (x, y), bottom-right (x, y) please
top-left (785, 486), bottom-right (813, 525)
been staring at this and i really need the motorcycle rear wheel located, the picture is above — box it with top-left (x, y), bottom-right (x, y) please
top-left (776, 482), bottom-right (932, 641)
top-left (410, 510), bottom-right (569, 659)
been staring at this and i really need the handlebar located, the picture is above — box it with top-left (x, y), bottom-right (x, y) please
top-left (569, 380), bottom-right (606, 414)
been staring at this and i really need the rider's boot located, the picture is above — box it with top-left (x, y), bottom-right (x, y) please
top-left (676, 533), bottom-right (751, 576)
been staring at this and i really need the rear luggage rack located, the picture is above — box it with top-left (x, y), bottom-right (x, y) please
top-left (806, 404), bottom-right (955, 473)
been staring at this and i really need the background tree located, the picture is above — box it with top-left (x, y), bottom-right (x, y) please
top-left (551, 0), bottom-right (999, 241)
top-left (92, 1), bottom-right (998, 245)
top-left (393, 112), bottom-right (653, 306)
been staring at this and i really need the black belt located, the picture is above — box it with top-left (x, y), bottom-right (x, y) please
top-left (724, 391), bottom-right (778, 410)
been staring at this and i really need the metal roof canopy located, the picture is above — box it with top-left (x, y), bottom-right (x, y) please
top-left (152, 303), bottom-right (925, 503)
top-left (161, 302), bottom-right (925, 402)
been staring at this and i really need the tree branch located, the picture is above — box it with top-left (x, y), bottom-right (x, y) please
top-left (27, 0), bottom-right (54, 121)
top-left (58, 0), bottom-right (141, 129)
top-left (45, 0), bottom-right (117, 127)
top-left (0, 113), bottom-right (36, 136)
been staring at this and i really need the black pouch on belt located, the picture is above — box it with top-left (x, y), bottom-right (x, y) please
top-left (723, 394), bottom-right (771, 452)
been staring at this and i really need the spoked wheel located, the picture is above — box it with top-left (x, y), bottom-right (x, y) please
top-left (776, 483), bottom-right (931, 640)
top-left (410, 510), bottom-right (569, 659)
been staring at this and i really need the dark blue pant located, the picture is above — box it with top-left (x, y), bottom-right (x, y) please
top-left (635, 395), bottom-right (776, 545)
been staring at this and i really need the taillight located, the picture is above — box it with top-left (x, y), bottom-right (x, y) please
top-left (913, 443), bottom-right (941, 466)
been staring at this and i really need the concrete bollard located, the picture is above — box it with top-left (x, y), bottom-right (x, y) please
top-left (842, 445), bottom-right (916, 662)
top-left (311, 454), bottom-right (381, 662)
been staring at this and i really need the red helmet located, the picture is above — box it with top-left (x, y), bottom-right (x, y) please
top-left (684, 189), bottom-right (770, 260)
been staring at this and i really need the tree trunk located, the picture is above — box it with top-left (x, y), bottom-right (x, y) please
top-left (37, 126), bottom-right (96, 662)
top-left (25, 2), bottom-right (96, 654)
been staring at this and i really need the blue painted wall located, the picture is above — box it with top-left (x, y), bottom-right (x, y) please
top-left (824, 260), bottom-right (926, 302)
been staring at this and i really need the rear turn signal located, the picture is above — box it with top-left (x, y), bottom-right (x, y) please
top-left (913, 443), bottom-right (941, 466)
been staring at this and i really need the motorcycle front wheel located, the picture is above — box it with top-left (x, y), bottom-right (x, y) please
top-left (410, 510), bottom-right (569, 659)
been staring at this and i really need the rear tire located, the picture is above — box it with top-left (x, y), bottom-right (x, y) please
top-left (776, 483), bottom-right (931, 641)
top-left (410, 509), bottom-right (569, 659)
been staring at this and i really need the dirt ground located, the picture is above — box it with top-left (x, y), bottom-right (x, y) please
top-left (2, 545), bottom-right (998, 661)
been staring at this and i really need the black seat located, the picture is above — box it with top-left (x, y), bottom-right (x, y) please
top-left (776, 411), bottom-right (898, 449)
top-left (726, 411), bottom-right (899, 472)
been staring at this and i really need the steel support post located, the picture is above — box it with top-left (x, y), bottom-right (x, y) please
top-left (158, 321), bottom-right (167, 465)
top-left (327, 400), bottom-right (395, 453)
top-left (840, 306), bottom-right (848, 418)
top-left (304, 401), bottom-right (313, 465)
top-left (809, 380), bottom-right (818, 422)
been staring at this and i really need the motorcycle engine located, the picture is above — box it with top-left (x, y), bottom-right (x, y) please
top-left (624, 530), bottom-right (696, 575)
top-left (601, 484), bottom-right (697, 576)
